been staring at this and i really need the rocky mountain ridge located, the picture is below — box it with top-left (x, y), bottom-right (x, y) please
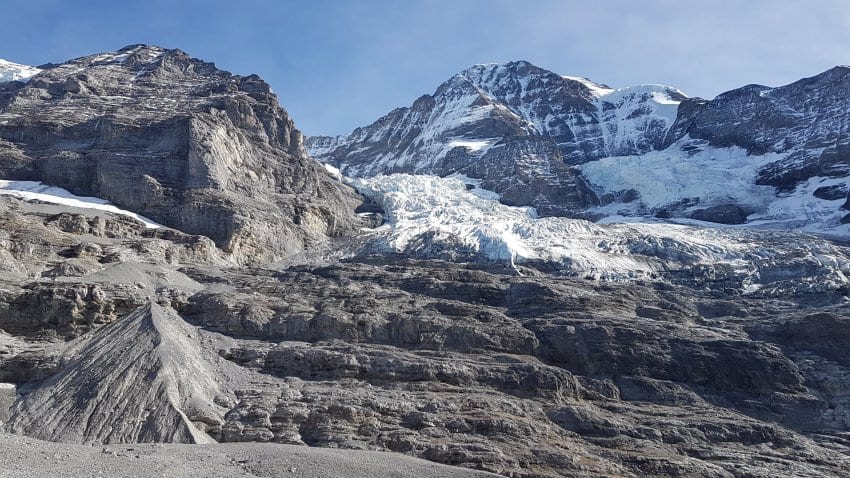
top-left (0, 44), bottom-right (364, 265)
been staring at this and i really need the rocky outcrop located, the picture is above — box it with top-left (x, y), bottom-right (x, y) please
top-left (181, 259), bottom-right (850, 477)
top-left (687, 204), bottom-right (749, 224)
top-left (0, 45), bottom-right (363, 264)
top-left (0, 384), bottom-right (13, 424)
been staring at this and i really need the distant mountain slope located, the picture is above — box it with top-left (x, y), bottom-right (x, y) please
top-left (308, 62), bottom-right (850, 234)
top-left (664, 66), bottom-right (850, 191)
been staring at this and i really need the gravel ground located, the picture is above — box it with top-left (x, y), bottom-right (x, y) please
top-left (0, 433), bottom-right (499, 478)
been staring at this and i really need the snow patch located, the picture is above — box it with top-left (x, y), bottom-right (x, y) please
top-left (322, 163), bottom-right (343, 181)
top-left (580, 140), bottom-right (780, 211)
top-left (650, 91), bottom-right (681, 105)
top-left (747, 175), bottom-right (850, 235)
top-left (0, 59), bottom-right (41, 83)
top-left (447, 139), bottom-right (494, 152)
top-left (0, 180), bottom-right (162, 228)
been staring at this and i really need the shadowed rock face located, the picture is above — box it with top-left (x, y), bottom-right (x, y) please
top-left (0, 44), bottom-right (363, 264)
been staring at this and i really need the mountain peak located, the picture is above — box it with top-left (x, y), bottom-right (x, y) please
top-left (818, 64), bottom-right (850, 79)
top-left (466, 59), bottom-right (534, 70)
top-left (0, 45), bottom-right (363, 266)
top-left (117, 43), bottom-right (164, 53)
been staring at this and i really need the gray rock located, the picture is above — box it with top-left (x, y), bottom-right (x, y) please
top-left (0, 45), bottom-right (364, 265)
top-left (6, 304), bottom-right (228, 444)
top-left (814, 184), bottom-right (848, 201)
top-left (0, 384), bottom-right (14, 424)
top-left (688, 204), bottom-right (749, 224)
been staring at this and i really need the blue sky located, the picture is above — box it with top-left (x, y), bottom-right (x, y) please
top-left (2, 0), bottom-right (849, 135)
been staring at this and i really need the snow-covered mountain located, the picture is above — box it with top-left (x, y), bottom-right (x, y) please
top-left (3, 46), bottom-right (850, 478)
top-left (309, 61), bottom-right (684, 217)
top-left (308, 62), bottom-right (850, 235)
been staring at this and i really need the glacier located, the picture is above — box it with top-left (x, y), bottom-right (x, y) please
top-left (348, 173), bottom-right (850, 292)
top-left (579, 138), bottom-right (850, 236)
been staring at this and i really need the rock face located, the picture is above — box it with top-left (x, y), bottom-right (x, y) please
top-left (687, 204), bottom-right (749, 224)
top-left (159, 260), bottom-right (850, 476)
top-left (0, 45), bottom-right (363, 264)
top-left (0, 384), bottom-right (14, 424)
top-left (309, 62), bottom-right (850, 234)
